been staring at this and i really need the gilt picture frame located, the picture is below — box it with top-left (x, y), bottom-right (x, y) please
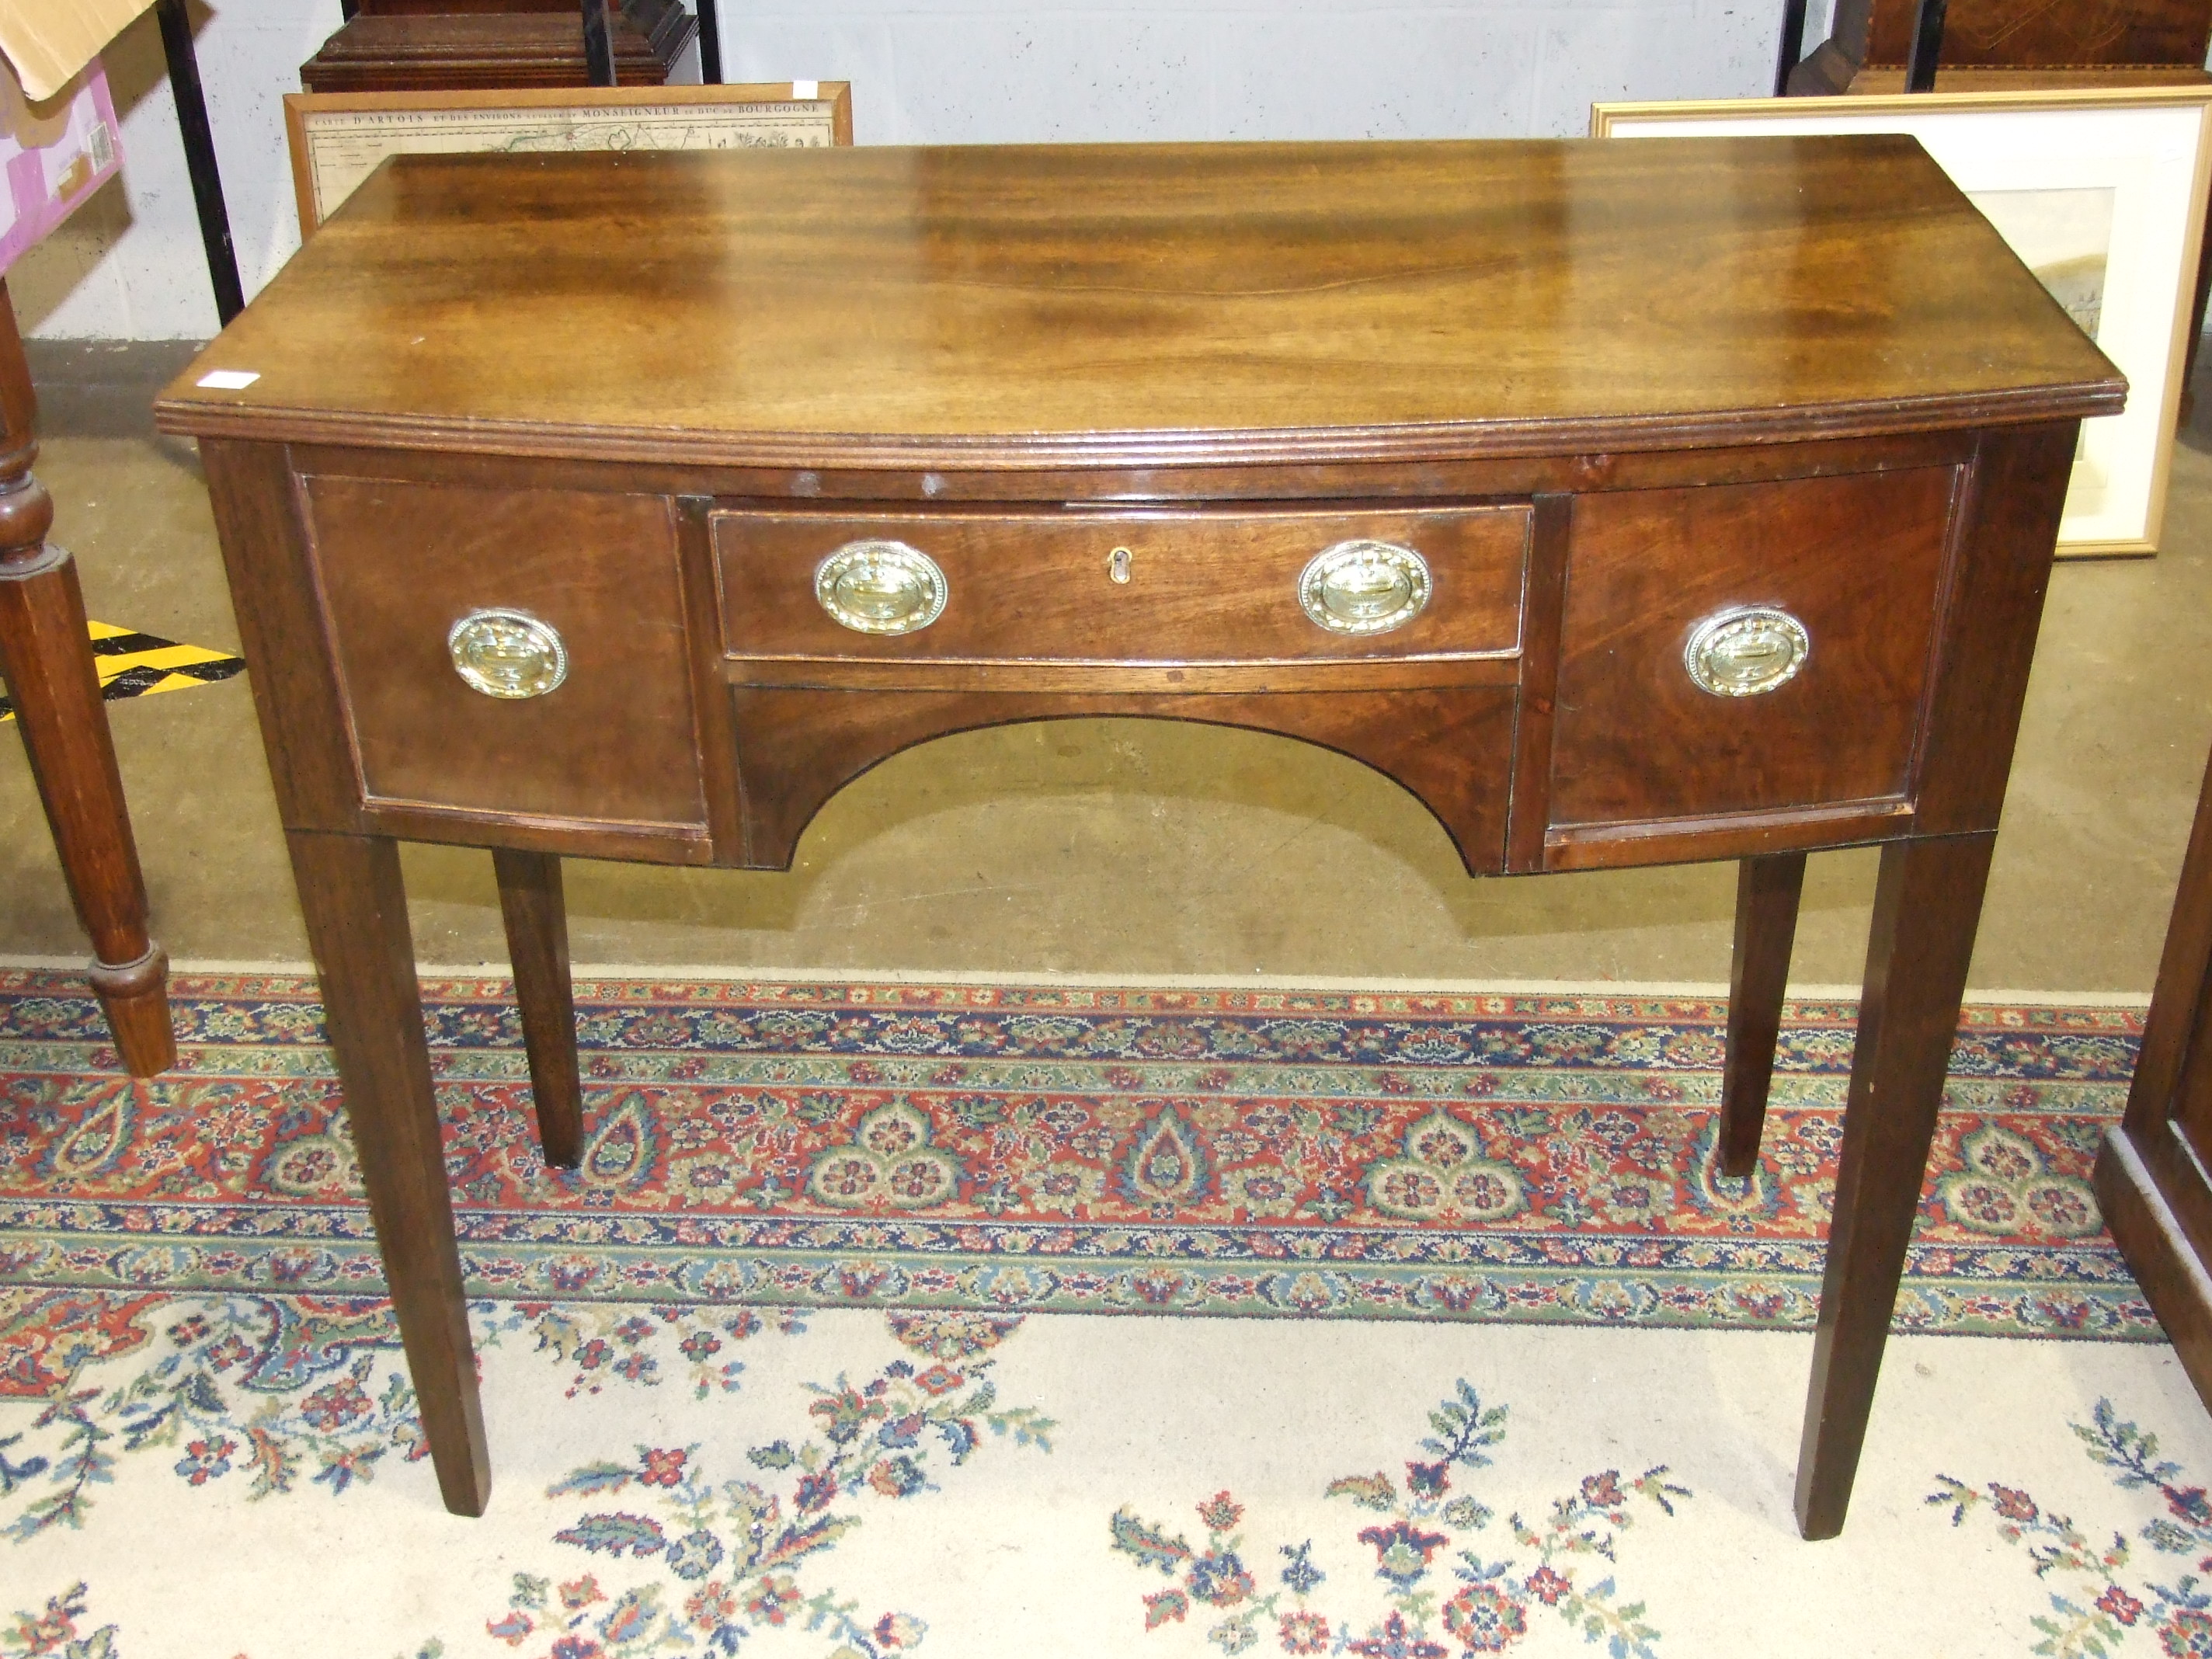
top-left (1593, 89), bottom-right (2212, 556)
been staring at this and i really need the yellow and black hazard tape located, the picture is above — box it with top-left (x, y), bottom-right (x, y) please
top-left (0, 620), bottom-right (245, 723)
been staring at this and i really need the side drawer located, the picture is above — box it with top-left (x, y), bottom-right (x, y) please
top-left (1547, 466), bottom-right (1960, 834)
top-left (301, 476), bottom-right (706, 830)
top-left (712, 505), bottom-right (1530, 670)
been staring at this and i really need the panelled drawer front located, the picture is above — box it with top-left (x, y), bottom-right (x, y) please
top-left (712, 506), bottom-right (1531, 665)
top-left (302, 476), bottom-right (706, 829)
top-left (1548, 466), bottom-right (1959, 830)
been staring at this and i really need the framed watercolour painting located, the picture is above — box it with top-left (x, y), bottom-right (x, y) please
top-left (1593, 89), bottom-right (2212, 555)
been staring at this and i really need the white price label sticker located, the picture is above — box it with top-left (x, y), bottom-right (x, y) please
top-left (197, 370), bottom-right (260, 390)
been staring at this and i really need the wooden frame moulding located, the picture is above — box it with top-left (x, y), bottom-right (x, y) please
top-left (283, 80), bottom-right (854, 237)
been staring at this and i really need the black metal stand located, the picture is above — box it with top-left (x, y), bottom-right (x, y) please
top-left (1773, 0), bottom-right (1809, 97)
top-left (581, 0), bottom-right (617, 87)
top-left (155, 0), bottom-right (243, 328)
top-left (1906, 0), bottom-right (1949, 91)
top-left (697, 0), bottom-right (722, 84)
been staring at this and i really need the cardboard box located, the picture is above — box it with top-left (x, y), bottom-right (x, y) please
top-left (0, 0), bottom-right (155, 102)
top-left (0, 56), bottom-right (121, 275)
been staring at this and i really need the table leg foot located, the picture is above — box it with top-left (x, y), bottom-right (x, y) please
top-left (493, 847), bottom-right (584, 1171)
top-left (1718, 852), bottom-right (1806, 1177)
top-left (1793, 833), bottom-right (1993, 1539)
top-left (88, 942), bottom-right (177, 1077)
top-left (289, 827), bottom-right (492, 1516)
top-left (0, 313), bottom-right (176, 1078)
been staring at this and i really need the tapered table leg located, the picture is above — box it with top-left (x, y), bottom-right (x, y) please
top-left (1718, 852), bottom-right (1807, 1177)
top-left (288, 828), bottom-right (490, 1516)
top-left (0, 280), bottom-right (174, 1076)
top-left (1794, 833), bottom-right (1993, 1539)
top-left (492, 847), bottom-right (583, 1170)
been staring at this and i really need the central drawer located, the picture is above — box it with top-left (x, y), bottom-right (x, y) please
top-left (711, 506), bottom-right (1531, 676)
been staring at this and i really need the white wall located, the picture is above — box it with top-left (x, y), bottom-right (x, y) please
top-left (16, 1), bottom-right (345, 339)
top-left (13, 0), bottom-right (1787, 340)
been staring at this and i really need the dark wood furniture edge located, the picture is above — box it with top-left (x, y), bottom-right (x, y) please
top-left (287, 826), bottom-right (490, 1516)
top-left (299, 4), bottom-right (696, 89)
top-left (0, 281), bottom-right (176, 1075)
top-left (492, 847), bottom-right (583, 1170)
top-left (1505, 496), bottom-right (1572, 873)
top-left (269, 426), bottom-right (1987, 505)
top-left (1542, 800), bottom-right (1915, 871)
top-left (1799, 0), bottom-right (2212, 84)
top-left (199, 440), bottom-right (366, 832)
top-left (724, 657), bottom-right (1522, 695)
top-left (1720, 851), bottom-right (1808, 1176)
top-left (357, 798), bottom-right (714, 864)
top-left (1796, 830), bottom-right (1996, 1539)
top-left (677, 496), bottom-right (745, 857)
top-left (1912, 425), bottom-right (2078, 832)
top-left (2096, 1126), bottom-right (2212, 1404)
top-left (2138, 1115), bottom-right (2212, 1271)
top-left (1844, 63), bottom-right (2212, 88)
top-left (151, 384), bottom-right (2125, 473)
top-left (727, 684), bottom-right (1517, 876)
top-left (2121, 741), bottom-right (2212, 1123)
top-left (2097, 732), bottom-right (2212, 1415)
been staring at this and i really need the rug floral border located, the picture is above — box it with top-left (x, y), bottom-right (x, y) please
top-left (0, 971), bottom-right (2156, 1341)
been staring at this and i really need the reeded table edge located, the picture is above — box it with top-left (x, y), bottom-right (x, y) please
top-left (151, 380), bottom-right (2127, 472)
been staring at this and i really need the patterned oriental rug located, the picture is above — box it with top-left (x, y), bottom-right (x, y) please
top-left (2, 968), bottom-right (2207, 1659)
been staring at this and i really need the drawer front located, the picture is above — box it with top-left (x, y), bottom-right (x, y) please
top-left (1548, 467), bottom-right (1959, 830)
top-left (713, 506), bottom-right (1530, 665)
top-left (302, 477), bottom-right (706, 829)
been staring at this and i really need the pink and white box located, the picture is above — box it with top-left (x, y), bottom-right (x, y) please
top-left (0, 61), bottom-right (119, 276)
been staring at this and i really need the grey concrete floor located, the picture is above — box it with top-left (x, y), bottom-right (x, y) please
top-left (4, 344), bottom-right (2209, 992)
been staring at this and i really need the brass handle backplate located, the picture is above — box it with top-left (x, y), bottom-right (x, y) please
top-left (816, 539), bottom-right (949, 635)
top-left (1684, 606), bottom-right (1810, 697)
top-left (1298, 539), bottom-right (1431, 635)
top-left (447, 607), bottom-right (568, 699)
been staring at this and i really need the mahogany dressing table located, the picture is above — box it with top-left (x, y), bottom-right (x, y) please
top-left (152, 136), bottom-right (2122, 1538)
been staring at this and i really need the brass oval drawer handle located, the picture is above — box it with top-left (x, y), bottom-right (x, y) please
top-left (1298, 539), bottom-right (1431, 635)
top-left (816, 539), bottom-right (949, 635)
top-left (1684, 606), bottom-right (1810, 697)
top-left (447, 607), bottom-right (568, 699)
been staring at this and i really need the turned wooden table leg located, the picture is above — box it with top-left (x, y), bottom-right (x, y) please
top-left (492, 847), bottom-right (583, 1170)
top-left (289, 827), bottom-right (490, 1516)
top-left (1718, 851), bottom-right (1807, 1177)
top-left (1794, 832), bottom-right (1992, 1539)
top-left (0, 280), bottom-right (173, 1076)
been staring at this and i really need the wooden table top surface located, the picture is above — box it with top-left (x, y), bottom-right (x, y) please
top-left (155, 135), bottom-right (2123, 470)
